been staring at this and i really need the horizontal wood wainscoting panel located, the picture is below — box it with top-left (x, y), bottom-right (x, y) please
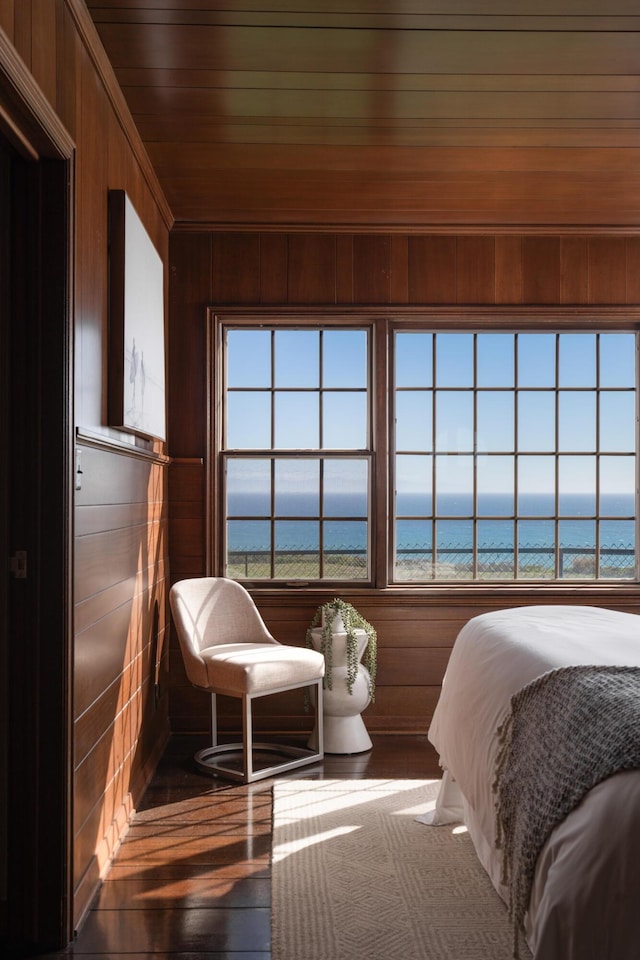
top-left (168, 590), bottom-right (640, 738)
top-left (260, 592), bottom-right (640, 734)
top-left (74, 443), bottom-right (171, 922)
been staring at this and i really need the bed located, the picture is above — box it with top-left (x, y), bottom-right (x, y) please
top-left (423, 604), bottom-right (640, 960)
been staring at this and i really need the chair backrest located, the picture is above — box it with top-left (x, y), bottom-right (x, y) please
top-left (169, 577), bottom-right (277, 688)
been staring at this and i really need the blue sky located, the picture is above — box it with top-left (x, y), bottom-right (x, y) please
top-left (225, 329), bottom-right (637, 498)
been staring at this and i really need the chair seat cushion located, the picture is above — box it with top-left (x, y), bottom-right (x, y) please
top-left (199, 642), bottom-right (325, 695)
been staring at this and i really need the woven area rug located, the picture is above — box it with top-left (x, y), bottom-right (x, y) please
top-left (272, 779), bottom-right (531, 960)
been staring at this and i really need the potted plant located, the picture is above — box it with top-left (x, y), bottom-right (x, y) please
top-left (305, 598), bottom-right (377, 701)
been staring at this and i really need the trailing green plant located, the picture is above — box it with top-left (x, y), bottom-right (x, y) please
top-left (305, 598), bottom-right (377, 701)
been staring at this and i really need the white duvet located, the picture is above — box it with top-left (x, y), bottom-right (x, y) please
top-left (426, 604), bottom-right (640, 960)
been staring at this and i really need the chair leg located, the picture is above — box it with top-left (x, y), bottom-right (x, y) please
top-left (193, 679), bottom-right (325, 784)
top-left (210, 693), bottom-right (218, 747)
top-left (314, 677), bottom-right (324, 756)
top-left (242, 691), bottom-right (253, 782)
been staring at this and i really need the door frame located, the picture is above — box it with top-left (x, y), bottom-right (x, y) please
top-left (1, 31), bottom-right (75, 952)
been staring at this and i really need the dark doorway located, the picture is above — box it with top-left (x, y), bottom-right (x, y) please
top-left (0, 126), bottom-right (73, 953)
top-left (0, 132), bottom-right (10, 949)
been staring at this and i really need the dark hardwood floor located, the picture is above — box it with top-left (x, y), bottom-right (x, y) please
top-left (34, 734), bottom-right (441, 959)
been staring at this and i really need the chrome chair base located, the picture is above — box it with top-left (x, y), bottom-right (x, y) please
top-left (194, 739), bottom-right (323, 784)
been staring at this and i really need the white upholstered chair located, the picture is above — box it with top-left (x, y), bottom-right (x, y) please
top-left (169, 577), bottom-right (325, 783)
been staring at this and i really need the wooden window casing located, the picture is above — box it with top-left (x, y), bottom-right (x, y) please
top-left (209, 308), bottom-right (639, 590)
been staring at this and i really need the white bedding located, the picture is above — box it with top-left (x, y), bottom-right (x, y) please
top-left (426, 604), bottom-right (640, 960)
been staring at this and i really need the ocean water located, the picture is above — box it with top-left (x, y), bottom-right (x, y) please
top-left (226, 492), bottom-right (635, 554)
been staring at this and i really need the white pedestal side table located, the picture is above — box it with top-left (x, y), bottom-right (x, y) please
top-left (308, 626), bottom-right (372, 754)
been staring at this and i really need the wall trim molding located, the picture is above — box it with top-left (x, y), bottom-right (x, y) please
top-left (172, 221), bottom-right (640, 237)
top-left (76, 427), bottom-right (170, 464)
top-left (0, 26), bottom-right (74, 160)
top-left (210, 305), bottom-right (640, 324)
top-left (254, 587), bottom-right (640, 608)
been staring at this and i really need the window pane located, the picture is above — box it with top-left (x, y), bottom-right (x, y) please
top-left (477, 520), bottom-right (514, 580)
top-left (477, 456), bottom-right (514, 515)
top-left (227, 520), bottom-right (271, 579)
top-left (227, 330), bottom-right (271, 387)
top-left (435, 455), bottom-right (473, 515)
top-left (224, 323), bottom-right (637, 585)
top-left (518, 457), bottom-right (555, 512)
top-left (436, 520), bottom-right (473, 579)
top-left (559, 519), bottom-right (595, 578)
top-left (435, 333), bottom-right (473, 387)
top-left (558, 456), bottom-right (595, 515)
top-left (323, 519), bottom-right (367, 550)
top-left (600, 333), bottom-right (635, 387)
top-left (323, 392), bottom-right (367, 448)
top-left (391, 327), bottom-right (636, 583)
top-left (558, 392), bottom-right (596, 451)
top-left (222, 326), bottom-right (372, 584)
top-left (517, 334), bottom-right (555, 387)
top-left (396, 333), bottom-right (432, 387)
top-left (274, 459), bottom-right (318, 516)
top-left (600, 393), bottom-right (636, 451)
top-left (226, 459), bottom-right (271, 516)
top-left (324, 521), bottom-right (367, 579)
top-left (559, 334), bottom-right (596, 387)
top-left (477, 334), bottom-right (514, 387)
top-left (396, 391), bottom-right (432, 451)
top-left (274, 520), bottom-right (319, 579)
top-left (227, 392), bottom-right (271, 448)
top-left (395, 520), bottom-right (432, 580)
top-left (600, 520), bottom-right (635, 579)
top-left (477, 392), bottom-right (514, 451)
top-left (518, 392), bottom-right (555, 451)
top-left (396, 454), bottom-right (432, 515)
top-left (274, 392), bottom-right (319, 448)
top-left (435, 392), bottom-right (474, 452)
top-left (324, 459), bottom-right (368, 517)
top-left (518, 520), bottom-right (555, 579)
top-left (600, 457), bottom-right (635, 514)
top-left (323, 329), bottom-right (367, 388)
top-left (274, 330), bottom-right (318, 387)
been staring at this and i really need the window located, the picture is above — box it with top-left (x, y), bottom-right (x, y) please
top-left (394, 331), bottom-right (637, 581)
top-left (217, 317), bottom-right (638, 586)
top-left (221, 326), bottom-right (372, 582)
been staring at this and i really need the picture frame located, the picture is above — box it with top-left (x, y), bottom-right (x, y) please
top-left (108, 189), bottom-right (166, 441)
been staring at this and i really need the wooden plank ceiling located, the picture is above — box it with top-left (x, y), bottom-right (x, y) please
top-left (86, 1), bottom-right (640, 231)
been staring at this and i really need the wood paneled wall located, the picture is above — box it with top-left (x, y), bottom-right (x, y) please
top-left (73, 443), bottom-right (169, 918)
top-left (1, 0), bottom-right (171, 928)
top-left (168, 231), bottom-right (640, 737)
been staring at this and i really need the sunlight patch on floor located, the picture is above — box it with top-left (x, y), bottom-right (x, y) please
top-left (273, 824), bottom-right (359, 862)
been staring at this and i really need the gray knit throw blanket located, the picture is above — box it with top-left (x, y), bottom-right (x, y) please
top-left (493, 664), bottom-right (640, 959)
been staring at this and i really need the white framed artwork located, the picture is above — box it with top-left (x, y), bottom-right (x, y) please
top-left (108, 189), bottom-right (166, 441)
